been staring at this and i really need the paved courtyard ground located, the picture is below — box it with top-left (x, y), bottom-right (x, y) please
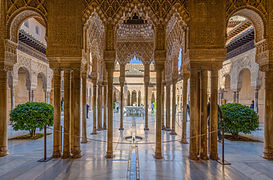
top-left (1, 111), bottom-right (273, 180)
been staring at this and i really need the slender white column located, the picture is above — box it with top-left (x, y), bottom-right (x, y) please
top-left (63, 70), bottom-right (71, 158)
top-left (0, 70), bottom-right (8, 157)
top-left (52, 69), bottom-right (61, 158)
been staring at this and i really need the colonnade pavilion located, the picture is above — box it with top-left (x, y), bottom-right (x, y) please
top-left (1, 0), bottom-right (273, 179)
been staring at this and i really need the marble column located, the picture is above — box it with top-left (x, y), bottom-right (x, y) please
top-left (62, 70), bottom-right (71, 158)
top-left (119, 64), bottom-right (125, 130)
top-left (233, 90), bottom-right (239, 103)
top-left (70, 71), bottom-right (74, 152)
top-left (119, 82), bottom-right (124, 130)
top-left (105, 68), bottom-right (114, 158)
top-left (165, 82), bottom-right (171, 131)
top-left (189, 70), bottom-right (199, 160)
top-left (161, 77), bottom-right (165, 130)
top-left (181, 77), bottom-right (188, 144)
top-left (103, 84), bottom-right (107, 130)
top-left (81, 72), bottom-right (87, 143)
top-left (254, 89), bottom-right (259, 113)
top-left (197, 72), bottom-right (201, 154)
top-left (0, 70), bottom-right (8, 157)
top-left (52, 69), bottom-right (61, 158)
top-left (91, 79), bottom-right (98, 134)
top-left (181, 75), bottom-right (188, 144)
top-left (264, 70), bottom-right (273, 160)
top-left (209, 69), bottom-right (218, 160)
top-left (170, 79), bottom-right (177, 135)
top-left (72, 69), bottom-right (82, 158)
top-left (10, 85), bottom-right (15, 110)
top-left (144, 64), bottom-right (150, 130)
top-left (200, 70), bottom-right (208, 160)
top-left (155, 65), bottom-right (163, 159)
top-left (97, 83), bottom-right (103, 130)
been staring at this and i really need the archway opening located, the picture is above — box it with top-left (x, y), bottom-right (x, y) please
top-left (35, 73), bottom-right (46, 102)
top-left (15, 67), bottom-right (30, 106)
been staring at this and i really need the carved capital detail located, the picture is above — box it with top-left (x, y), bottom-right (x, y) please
top-left (1, 40), bottom-right (18, 69)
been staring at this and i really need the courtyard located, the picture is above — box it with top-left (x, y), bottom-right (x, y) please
top-left (1, 111), bottom-right (272, 180)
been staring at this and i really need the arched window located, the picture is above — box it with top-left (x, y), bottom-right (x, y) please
top-left (24, 20), bottom-right (29, 28)
top-left (35, 26), bottom-right (40, 35)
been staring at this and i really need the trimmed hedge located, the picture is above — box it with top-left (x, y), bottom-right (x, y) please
top-left (10, 102), bottom-right (54, 137)
top-left (220, 103), bottom-right (259, 137)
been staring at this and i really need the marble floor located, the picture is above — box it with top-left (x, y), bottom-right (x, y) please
top-left (1, 111), bottom-right (273, 180)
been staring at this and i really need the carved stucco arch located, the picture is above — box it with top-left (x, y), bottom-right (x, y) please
top-left (87, 12), bottom-right (104, 61)
top-left (219, 60), bottom-right (232, 89)
top-left (37, 72), bottom-right (47, 92)
top-left (165, 3), bottom-right (190, 26)
top-left (82, 2), bottom-right (107, 24)
top-left (116, 42), bottom-right (153, 65)
top-left (114, 1), bottom-right (157, 26)
top-left (226, 8), bottom-right (266, 43)
top-left (229, 50), bottom-right (261, 91)
top-left (16, 66), bottom-right (31, 90)
top-left (13, 55), bottom-right (31, 87)
top-left (166, 15), bottom-right (185, 79)
top-left (7, 8), bottom-right (47, 43)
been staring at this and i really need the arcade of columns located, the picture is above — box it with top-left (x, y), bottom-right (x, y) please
top-left (0, 0), bottom-right (273, 161)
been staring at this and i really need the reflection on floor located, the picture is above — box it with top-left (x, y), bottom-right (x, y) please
top-left (1, 111), bottom-right (273, 180)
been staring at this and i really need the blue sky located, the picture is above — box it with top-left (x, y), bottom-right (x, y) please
top-left (129, 50), bottom-right (182, 67)
top-left (178, 48), bottom-right (182, 69)
top-left (129, 56), bottom-right (143, 64)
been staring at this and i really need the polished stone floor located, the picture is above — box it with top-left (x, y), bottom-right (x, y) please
top-left (1, 111), bottom-right (273, 180)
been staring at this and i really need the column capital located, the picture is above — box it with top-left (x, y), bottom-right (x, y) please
top-left (0, 40), bottom-right (18, 70)
top-left (184, 48), bottom-right (226, 70)
top-left (104, 61), bottom-right (115, 71)
top-left (155, 61), bottom-right (165, 72)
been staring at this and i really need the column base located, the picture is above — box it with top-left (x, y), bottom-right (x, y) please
top-left (72, 151), bottom-right (82, 159)
top-left (97, 128), bottom-right (103, 131)
top-left (154, 152), bottom-right (163, 159)
top-left (52, 151), bottom-right (62, 158)
top-left (0, 150), bottom-right (8, 157)
top-left (91, 131), bottom-right (98, 135)
top-left (180, 139), bottom-right (188, 144)
top-left (81, 138), bottom-right (88, 143)
top-left (200, 154), bottom-right (209, 160)
top-left (165, 127), bottom-right (171, 131)
top-left (263, 152), bottom-right (273, 160)
top-left (105, 152), bottom-right (114, 159)
top-left (161, 126), bottom-right (166, 130)
top-left (209, 153), bottom-right (218, 161)
top-left (119, 128), bottom-right (124, 130)
top-left (103, 125), bottom-right (107, 130)
top-left (62, 152), bottom-right (71, 159)
top-left (189, 153), bottom-right (199, 160)
top-left (169, 131), bottom-right (177, 135)
top-left (144, 127), bottom-right (149, 131)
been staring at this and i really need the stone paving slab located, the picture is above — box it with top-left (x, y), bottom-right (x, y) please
top-left (0, 111), bottom-right (272, 180)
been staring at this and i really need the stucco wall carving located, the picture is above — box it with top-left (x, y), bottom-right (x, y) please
top-left (219, 48), bottom-right (262, 92)
top-left (12, 50), bottom-right (52, 91)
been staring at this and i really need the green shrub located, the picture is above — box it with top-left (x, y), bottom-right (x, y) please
top-left (10, 102), bottom-right (54, 137)
top-left (220, 103), bottom-right (259, 138)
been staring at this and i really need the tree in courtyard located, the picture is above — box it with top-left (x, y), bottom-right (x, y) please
top-left (10, 102), bottom-right (54, 137)
top-left (220, 103), bottom-right (259, 138)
